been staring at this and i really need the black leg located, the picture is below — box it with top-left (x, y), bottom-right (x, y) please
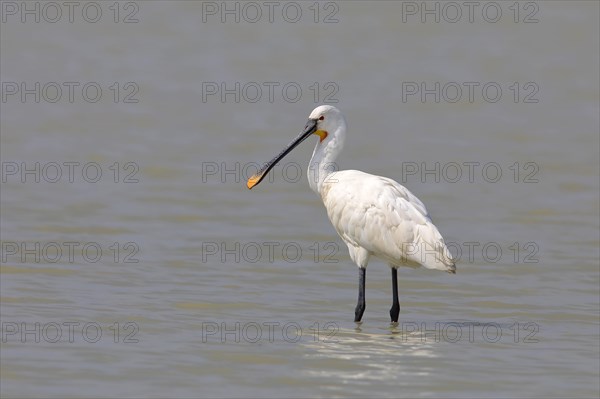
top-left (354, 268), bottom-right (366, 322)
top-left (390, 267), bottom-right (400, 323)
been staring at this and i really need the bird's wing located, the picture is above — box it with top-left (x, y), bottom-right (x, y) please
top-left (322, 170), bottom-right (455, 271)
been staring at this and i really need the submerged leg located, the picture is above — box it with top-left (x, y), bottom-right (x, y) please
top-left (354, 267), bottom-right (366, 322)
top-left (390, 267), bottom-right (400, 323)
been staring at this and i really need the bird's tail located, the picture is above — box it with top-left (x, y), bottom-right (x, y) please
top-left (444, 255), bottom-right (457, 274)
top-left (414, 225), bottom-right (457, 274)
top-left (431, 240), bottom-right (456, 274)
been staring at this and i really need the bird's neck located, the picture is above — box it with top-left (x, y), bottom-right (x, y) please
top-left (307, 128), bottom-right (344, 195)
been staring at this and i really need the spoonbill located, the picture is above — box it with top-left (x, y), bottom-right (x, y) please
top-left (247, 105), bottom-right (456, 323)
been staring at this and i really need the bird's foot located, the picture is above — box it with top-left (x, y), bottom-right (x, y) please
top-left (354, 303), bottom-right (366, 323)
top-left (389, 304), bottom-right (400, 324)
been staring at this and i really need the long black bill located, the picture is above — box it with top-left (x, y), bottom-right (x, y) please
top-left (247, 119), bottom-right (317, 189)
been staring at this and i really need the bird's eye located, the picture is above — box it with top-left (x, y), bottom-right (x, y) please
top-left (319, 116), bottom-right (325, 120)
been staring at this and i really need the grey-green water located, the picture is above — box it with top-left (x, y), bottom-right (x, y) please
top-left (1, 1), bottom-right (599, 397)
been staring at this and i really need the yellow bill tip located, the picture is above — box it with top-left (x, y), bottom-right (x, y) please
top-left (247, 174), bottom-right (261, 189)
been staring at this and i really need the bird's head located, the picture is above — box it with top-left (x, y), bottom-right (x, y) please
top-left (247, 105), bottom-right (346, 189)
top-left (306, 104), bottom-right (345, 146)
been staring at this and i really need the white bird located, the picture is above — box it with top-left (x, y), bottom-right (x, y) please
top-left (247, 105), bottom-right (456, 323)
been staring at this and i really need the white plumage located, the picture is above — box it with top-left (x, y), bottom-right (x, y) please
top-left (248, 105), bottom-right (455, 323)
top-left (321, 170), bottom-right (456, 272)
